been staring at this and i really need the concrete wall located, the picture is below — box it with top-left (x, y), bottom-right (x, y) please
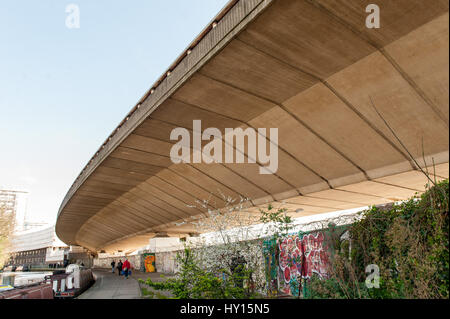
top-left (94, 251), bottom-right (179, 274)
top-left (154, 251), bottom-right (179, 274)
top-left (94, 233), bottom-right (264, 273)
top-left (93, 254), bottom-right (141, 271)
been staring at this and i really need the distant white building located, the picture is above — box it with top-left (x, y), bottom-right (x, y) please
top-left (6, 226), bottom-right (68, 267)
top-left (0, 189), bottom-right (29, 232)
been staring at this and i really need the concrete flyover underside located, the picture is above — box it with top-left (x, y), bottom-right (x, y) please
top-left (56, 0), bottom-right (449, 253)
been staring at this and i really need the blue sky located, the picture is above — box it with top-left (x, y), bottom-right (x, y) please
top-left (0, 0), bottom-right (229, 225)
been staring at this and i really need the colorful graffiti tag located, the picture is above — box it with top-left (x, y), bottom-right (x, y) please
top-left (301, 233), bottom-right (329, 279)
top-left (143, 253), bottom-right (156, 273)
top-left (264, 231), bottom-right (331, 296)
top-left (278, 235), bottom-right (302, 295)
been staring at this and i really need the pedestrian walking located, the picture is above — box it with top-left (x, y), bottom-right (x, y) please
top-left (117, 259), bottom-right (123, 276)
top-left (122, 258), bottom-right (131, 279)
top-left (111, 260), bottom-right (116, 273)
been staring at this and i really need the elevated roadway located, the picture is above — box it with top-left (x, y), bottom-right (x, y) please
top-left (56, 0), bottom-right (449, 253)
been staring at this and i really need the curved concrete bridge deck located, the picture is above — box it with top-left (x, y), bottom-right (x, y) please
top-left (56, 0), bottom-right (450, 254)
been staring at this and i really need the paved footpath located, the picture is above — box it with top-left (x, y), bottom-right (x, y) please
top-left (77, 268), bottom-right (142, 299)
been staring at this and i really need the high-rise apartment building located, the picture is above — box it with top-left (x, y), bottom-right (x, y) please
top-left (0, 189), bottom-right (29, 232)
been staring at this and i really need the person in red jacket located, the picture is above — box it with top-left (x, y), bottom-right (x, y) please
top-left (122, 258), bottom-right (131, 279)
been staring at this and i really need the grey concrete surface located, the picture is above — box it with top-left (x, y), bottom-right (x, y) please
top-left (77, 268), bottom-right (141, 299)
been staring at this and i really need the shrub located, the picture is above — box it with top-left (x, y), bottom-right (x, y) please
top-left (306, 179), bottom-right (449, 299)
top-left (140, 247), bottom-right (260, 299)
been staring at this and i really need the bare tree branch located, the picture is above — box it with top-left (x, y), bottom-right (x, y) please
top-left (368, 96), bottom-right (436, 187)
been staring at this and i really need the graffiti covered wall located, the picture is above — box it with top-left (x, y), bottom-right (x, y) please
top-left (263, 229), bottom-right (339, 296)
top-left (92, 227), bottom-right (346, 297)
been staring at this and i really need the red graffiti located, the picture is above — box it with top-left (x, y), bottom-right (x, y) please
top-left (277, 232), bottom-right (329, 294)
top-left (301, 233), bottom-right (329, 278)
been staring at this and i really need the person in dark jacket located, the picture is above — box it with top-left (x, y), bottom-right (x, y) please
top-left (111, 260), bottom-right (116, 273)
top-left (117, 260), bottom-right (123, 276)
